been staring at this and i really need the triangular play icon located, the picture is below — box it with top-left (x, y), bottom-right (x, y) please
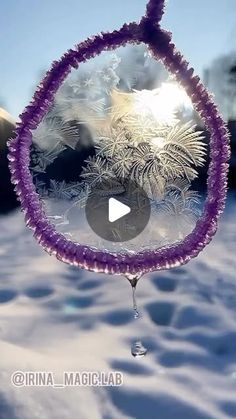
top-left (108, 198), bottom-right (131, 223)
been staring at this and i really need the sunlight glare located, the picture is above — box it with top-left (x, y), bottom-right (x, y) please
top-left (134, 82), bottom-right (193, 125)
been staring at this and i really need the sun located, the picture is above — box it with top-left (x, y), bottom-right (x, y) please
top-left (134, 81), bottom-right (193, 125)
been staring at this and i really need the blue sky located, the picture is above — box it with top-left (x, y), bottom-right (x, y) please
top-left (0, 0), bottom-right (235, 117)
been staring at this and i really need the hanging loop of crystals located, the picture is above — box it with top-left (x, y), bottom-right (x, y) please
top-left (7, 0), bottom-right (230, 275)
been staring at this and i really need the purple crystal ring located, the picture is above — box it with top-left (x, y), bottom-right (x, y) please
top-left (8, 0), bottom-right (230, 276)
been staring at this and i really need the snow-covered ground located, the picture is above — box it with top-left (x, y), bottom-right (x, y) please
top-left (0, 195), bottom-right (236, 419)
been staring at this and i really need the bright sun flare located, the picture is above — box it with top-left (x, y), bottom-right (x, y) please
top-left (134, 82), bottom-right (193, 125)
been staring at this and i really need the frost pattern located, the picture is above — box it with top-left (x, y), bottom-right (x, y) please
top-left (30, 45), bottom-right (206, 250)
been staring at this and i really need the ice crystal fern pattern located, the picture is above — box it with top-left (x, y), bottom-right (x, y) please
top-left (30, 48), bottom-right (206, 247)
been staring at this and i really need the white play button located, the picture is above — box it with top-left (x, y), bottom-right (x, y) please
top-left (85, 180), bottom-right (151, 242)
top-left (108, 198), bottom-right (131, 223)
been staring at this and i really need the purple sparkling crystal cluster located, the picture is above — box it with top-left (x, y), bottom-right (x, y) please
top-left (8, 0), bottom-right (230, 276)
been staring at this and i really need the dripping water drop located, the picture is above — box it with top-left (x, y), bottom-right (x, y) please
top-left (125, 273), bottom-right (148, 358)
top-left (132, 284), bottom-right (139, 319)
top-left (131, 340), bottom-right (148, 358)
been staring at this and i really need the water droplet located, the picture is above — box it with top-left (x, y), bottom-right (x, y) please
top-left (132, 284), bottom-right (139, 319)
top-left (131, 340), bottom-right (148, 358)
top-left (124, 274), bottom-right (148, 357)
top-left (124, 273), bottom-right (142, 319)
top-left (125, 273), bottom-right (142, 285)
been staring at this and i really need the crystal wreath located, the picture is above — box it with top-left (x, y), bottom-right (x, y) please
top-left (8, 0), bottom-right (230, 276)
